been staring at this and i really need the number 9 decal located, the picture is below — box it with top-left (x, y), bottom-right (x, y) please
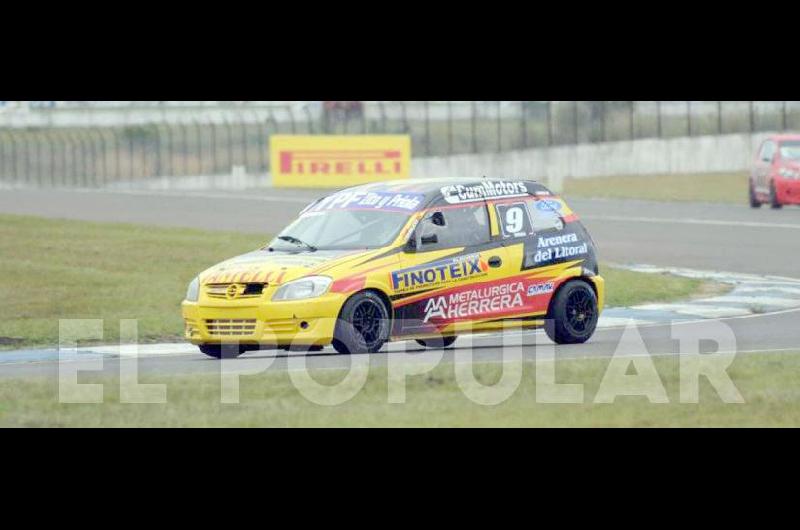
top-left (496, 203), bottom-right (533, 238)
top-left (505, 207), bottom-right (525, 234)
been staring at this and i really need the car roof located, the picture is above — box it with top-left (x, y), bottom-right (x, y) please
top-left (340, 178), bottom-right (552, 205)
top-left (768, 134), bottom-right (800, 143)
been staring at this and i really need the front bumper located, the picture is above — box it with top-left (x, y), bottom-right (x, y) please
top-left (775, 178), bottom-right (800, 204)
top-left (182, 293), bottom-right (346, 347)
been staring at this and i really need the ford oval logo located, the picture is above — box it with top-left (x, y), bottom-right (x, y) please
top-left (536, 199), bottom-right (562, 212)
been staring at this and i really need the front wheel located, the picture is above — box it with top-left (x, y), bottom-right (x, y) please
top-left (770, 181), bottom-right (783, 209)
top-left (416, 336), bottom-right (457, 349)
top-left (545, 280), bottom-right (599, 345)
top-left (332, 291), bottom-right (391, 354)
top-left (749, 181), bottom-right (762, 208)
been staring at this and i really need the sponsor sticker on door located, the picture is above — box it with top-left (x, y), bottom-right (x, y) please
top-left (270, 135), bottom-right (412, 188)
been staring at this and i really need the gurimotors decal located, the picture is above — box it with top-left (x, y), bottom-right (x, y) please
top-left (441, 180), bottom-right (529, 204)
top-left (422, 278), bottom-right (556, 324)
top-left (533, 232), bottom-right (589, 265)
top-left (391, 253), bottom-right (489, 293)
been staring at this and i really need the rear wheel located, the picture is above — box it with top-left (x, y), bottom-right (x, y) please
top-left (749, 181), bottom-right (762, 208)
top-left (545, 280), bottom-right (599, 345)
top-left (199, 344), bottom-right (247, 359)
top-left (332, 291), bottom-right (390, 354)
top-left (770, 181), bottom-right (783, 209)
top-left (416, 336), bottom-right (457, 349)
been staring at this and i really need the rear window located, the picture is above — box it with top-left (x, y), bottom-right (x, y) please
top-left (527, 199), bottom-right (566, 232)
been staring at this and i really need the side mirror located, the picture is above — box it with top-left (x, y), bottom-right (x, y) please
top-left (406, 211), bottom-right (445, 252)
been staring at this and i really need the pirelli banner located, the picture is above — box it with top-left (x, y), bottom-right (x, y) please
top-left (270, 135), bottom-right (411, 188)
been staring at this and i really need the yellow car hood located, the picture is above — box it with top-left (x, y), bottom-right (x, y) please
top-left (198, 249), bottom-right (372, 286)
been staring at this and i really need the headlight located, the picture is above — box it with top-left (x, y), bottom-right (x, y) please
top-left (185, 277), bottom-right (200, 302)
top-left (779, 168), bottom-right (800, 179)
top-left (272, 276), bottom-right (332, 301)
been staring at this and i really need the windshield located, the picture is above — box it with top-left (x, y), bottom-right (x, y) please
top-left (270, 209), bottom-right (411, 251)
top-left (780, 141), bottom-right (800, 161)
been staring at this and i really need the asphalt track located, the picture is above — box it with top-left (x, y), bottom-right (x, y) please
top-left (3, 187), bottom-right (800, 277)
top-left (1, 187), bottom-right (799, 378)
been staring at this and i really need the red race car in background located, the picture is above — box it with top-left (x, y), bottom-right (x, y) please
top-left (750, 134), bottom-right (800, 209)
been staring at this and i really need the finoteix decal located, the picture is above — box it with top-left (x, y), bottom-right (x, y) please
top-left (441, 181), bottom-right (529, 204)
top-left (391, 253), bottom-right (488, 293)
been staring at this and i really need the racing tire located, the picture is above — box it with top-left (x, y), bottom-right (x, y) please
top-left (332, 291), bottom-right (391, 355)
top-left (199, 344), bottom-right (247, 359)
top-left (545, 280), bottom-right (599, 345)
top-left (416, 336), bottom-right (458, 349)
top-left (749, 182), bottom-right (762, 208)
top-left (770, 181), bottom-right (783, 209)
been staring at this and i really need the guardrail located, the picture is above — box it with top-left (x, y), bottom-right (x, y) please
top-left (1, 101), bottom-right (798, 188)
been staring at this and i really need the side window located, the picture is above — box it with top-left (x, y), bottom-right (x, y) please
top-left (420, 205), bottom-right (491, 249)
top-left (761, 141), bottom-right (776, 162)
top-left (527, 198), bottom-right (565, 233)
top-left (496, 202), bottom-right (534, 239)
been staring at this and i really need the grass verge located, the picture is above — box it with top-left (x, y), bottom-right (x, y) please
top-left (0, 214), bottom-right (268, 349)
top-left (601, 266), bottom-right (711, 308)
top-left (564, 172), bottom-right (749, 204)
top-left (2, 351), bottom-right (798, 427)
top-left (1, 214), bottom-right (712, 350)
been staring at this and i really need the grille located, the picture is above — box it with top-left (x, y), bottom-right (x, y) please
top-left (205, 319), bottom-right (257, 336)
top-left (206, 283), bottom-right (266, 299)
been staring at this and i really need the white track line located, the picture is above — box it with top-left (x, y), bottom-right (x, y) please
top-left (17, 191), bottom-right (800, 228)
top-left (627, 304), bottom-right (753, 319)
top-left (698, 295), bottom-right (800, 308)
top-left (584, 214), bottom-right (800, 230)
top-left (735, 286), bottom-right (800, 295)
top-left (531, 346), bottom-right (800, 364)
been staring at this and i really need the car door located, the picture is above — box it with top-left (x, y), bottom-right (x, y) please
top-left (755, 141), bottom-right (775, 193)
top-left (392, 199), bottom-right (515, 335)
top-left (489, 196), bottom-right (569, 315)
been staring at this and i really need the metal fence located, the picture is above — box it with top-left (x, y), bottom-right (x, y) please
top-left (1, 101), bottom-right (799, 188)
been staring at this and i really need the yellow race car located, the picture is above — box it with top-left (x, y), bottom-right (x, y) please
top-left (182, 178), bottom-right (605, 358)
